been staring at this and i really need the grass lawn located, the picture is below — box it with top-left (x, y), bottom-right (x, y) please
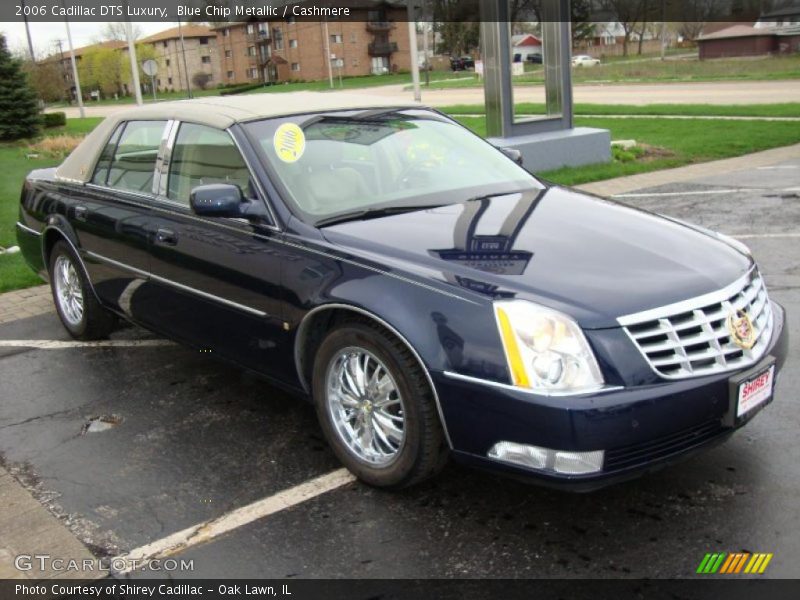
top-left (452, 115), bottom-right (800, 186)
top-left (0, 118), bottom-right (103, 293)
top-left (442, 102), bottom-right (800, 118)
top-left (418, 55), bottom-right (800, 90)
top-left (45, 72), bottom-right (425, 108)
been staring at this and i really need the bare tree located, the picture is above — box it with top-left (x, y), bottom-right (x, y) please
top-left (677, 0), bottom-right (723, 41)
top-left (603, 0), bottom-right (646, 56)
top-left (98, 23), bottom-right (142, 42)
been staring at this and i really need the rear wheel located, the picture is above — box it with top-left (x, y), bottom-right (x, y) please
top-left (312, 320), bottom-right (448, 488)
top-left (49, 240), bottom-right (116, 340)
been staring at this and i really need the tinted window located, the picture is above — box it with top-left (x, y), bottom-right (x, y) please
top-left (90, 123), bottom-right (124, 186)
top-left (167, 123), bottom-right (251, 205)
top-left (106, 120), bottom-right (166, 194)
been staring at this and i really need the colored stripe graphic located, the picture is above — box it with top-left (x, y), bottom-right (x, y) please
top-left (700, 552), bottom-right (774, 575)
top-left (699, 553), bottom-right (726, 573)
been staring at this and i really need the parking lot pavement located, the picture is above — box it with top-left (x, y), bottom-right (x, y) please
top-left (0, 157), bottom-right (798, 580)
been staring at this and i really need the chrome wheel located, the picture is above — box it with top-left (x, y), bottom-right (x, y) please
top-left (54, 255), bottom-right (84, 326)
top-left (325, 347), bottom-right (406, 467)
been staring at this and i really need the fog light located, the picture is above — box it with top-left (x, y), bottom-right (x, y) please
top-left (487, 441), bottom-right (548, 469)
top-left (487, 441), bottom-right (604, 475)
top-left (553, 450), bottom-right (604, 475)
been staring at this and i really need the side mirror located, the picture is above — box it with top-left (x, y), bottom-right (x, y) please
top-left (499, 147), bottom-right (523, 166)
top-left (190, 184), bottom-right (243, 218)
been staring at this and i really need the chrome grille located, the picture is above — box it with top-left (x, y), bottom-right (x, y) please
top-left (618, 269), bottom-right (773, 379)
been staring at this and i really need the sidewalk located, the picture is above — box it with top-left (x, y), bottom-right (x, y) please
top-left (576, 143), bottom-right (800, 197)
top-left (0, 286), bottom-right (52, 325)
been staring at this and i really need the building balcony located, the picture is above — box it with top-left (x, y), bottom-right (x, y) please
top-left (247, 30), bottom-right (270, 41)
top-left (368, 41), bottom-right (398, 56)
top-left (366, 21), bottom-right (394, 33)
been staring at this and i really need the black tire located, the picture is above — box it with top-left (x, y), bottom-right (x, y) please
top-left (48, 240), bottom-right (116, 340)
top-left (312, 319), bottom-right (449, 489)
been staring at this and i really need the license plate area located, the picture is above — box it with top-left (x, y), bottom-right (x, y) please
top-left (727, 356), bottom-right (776, 426)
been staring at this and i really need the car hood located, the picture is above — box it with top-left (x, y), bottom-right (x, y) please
top-left (319, 186), bottom-right (753, 328)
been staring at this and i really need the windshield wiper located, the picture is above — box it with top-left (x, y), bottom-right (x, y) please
top-left (315, 205), bottom-right (446, 228)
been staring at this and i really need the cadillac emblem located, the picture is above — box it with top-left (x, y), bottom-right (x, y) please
top-left (728, 309), bottom-right (756, 349)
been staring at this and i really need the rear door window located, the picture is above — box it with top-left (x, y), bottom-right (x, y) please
top-left (106, 120), bottom-right (167, 194)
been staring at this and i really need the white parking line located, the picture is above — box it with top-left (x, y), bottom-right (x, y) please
top-left (112, 468), bottom-right (356, 574)
top-left (0, 339), bottom-right (175, 349)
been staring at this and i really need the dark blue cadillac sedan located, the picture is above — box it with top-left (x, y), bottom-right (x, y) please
top-left (16, 93), bottom-right (788, 490)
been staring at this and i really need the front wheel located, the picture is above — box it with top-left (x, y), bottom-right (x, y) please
top-left (312, 320), bottom-right (448, 488)
top-left (49, 240), bottom-right (116, 340)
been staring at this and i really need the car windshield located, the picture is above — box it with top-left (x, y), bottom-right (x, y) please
top-left (243, 108), bottom-right (542, 225)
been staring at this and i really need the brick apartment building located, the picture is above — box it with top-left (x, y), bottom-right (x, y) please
top-left (140, 25), bottom-right (222, 92)
top-left (213, 6), bottom-right (410, 85)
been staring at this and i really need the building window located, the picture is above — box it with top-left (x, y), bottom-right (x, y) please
top-left (350, 32), bottom-right (357, 43)
top-left (352, 58), bottom-right (359, 66)
top-left (246, 24), bottom-right (254, 34)
top-left (221, 28), bottom-right (229, 37)
top-left (247, 46), bottom-right (256, 56)
top-left (168, 77), bottom-right (173, 85)
top-left (273, 28), bottom-right (283, 50)
top-left (227, 70), bottom-right (234, 78)
top-left (201, 56), bottom-right (211, 64)
top-left (248, 68), bottom-right (258, 78)
top-left (163, 41), bottom-right (168, 48)
top-left (330, 34), bottom-right (343, 44)
top-left (332, 58), bottom-right (344, 68)
top-left (289, 39), bottom-right (298, 48)
top-left (291, 62), bottom-right (300, 72)
top-left (225, 49), bottom-right (231, 58)
top-left (199, 37), bottom-right (208, 45)
top-left (165, 59), bottom-right (170, 66)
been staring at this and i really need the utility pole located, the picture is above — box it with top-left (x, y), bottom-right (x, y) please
top-left (323, 20), bottom-right (334, 89)
top-left (178, 17), bottom-right (193, 98)
top-left (20, 0), bottom-right (36, 61)
top-left (660, 0), bottom-right (667, 61)
top-left (62, 14), bottom-right (84, 118)
top-left (407, 1), bottom-right (421, 101)
top-left (421, 0), bottom-right (430, 86)
top-left (124, 20), bottom-right (143, 105)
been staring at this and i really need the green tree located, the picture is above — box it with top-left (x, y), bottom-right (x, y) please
top-left (120, 43), bottom-right (156, 96)
top-left (0, 34), bottom-right (40, 140)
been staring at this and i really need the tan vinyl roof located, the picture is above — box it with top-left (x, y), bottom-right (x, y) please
top-left (56, 92), bottom-right (419, 184)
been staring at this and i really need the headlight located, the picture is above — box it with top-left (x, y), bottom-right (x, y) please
top-left (493, 300), bottom-right (604, 394)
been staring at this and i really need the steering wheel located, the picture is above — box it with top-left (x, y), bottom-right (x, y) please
top-left (393, 161), bottom-right (437, 189)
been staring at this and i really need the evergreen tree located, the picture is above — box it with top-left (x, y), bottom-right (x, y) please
top-left (0, 34), bottom-right (41, 141)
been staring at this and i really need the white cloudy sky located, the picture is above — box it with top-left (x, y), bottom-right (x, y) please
top-left (1, 21), bottom-right (172, 58)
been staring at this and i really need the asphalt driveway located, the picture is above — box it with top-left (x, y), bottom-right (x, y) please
top-left (0, 157), bottom-right (798, 579)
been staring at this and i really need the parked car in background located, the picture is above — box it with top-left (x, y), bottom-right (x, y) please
top-left (572, 54), bottom-right (601, 67)
top-left (450, 56), bottom-right (475, 71)
top-left (526, 54), bottom-right (543, 64)
top-left (16, 93), bottom-right (787, 491)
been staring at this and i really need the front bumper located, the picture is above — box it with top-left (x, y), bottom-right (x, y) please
top-left (434, 301), bottom-right (788, 491)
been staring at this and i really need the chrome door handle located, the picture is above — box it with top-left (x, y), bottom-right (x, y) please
top-left (155, 228), bottom-right (178, 245)
top-left (74, 206), bottom-right (88, 221)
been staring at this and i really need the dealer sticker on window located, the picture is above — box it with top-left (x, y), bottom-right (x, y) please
top-left (737, 365), bottom-right (775, 417)
top-left (273, 122), bottom-right (306, 163)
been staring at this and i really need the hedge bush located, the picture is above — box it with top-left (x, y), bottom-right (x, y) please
top-left (43, 112), bottom-right (67, 128)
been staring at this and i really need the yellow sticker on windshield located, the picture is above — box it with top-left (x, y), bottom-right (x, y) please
top-left (273, 123), bottom-right (306, 163)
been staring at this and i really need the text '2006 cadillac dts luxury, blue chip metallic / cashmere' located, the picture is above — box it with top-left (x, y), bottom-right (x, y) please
top-left (16, 93), bottom-right (787, 490)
